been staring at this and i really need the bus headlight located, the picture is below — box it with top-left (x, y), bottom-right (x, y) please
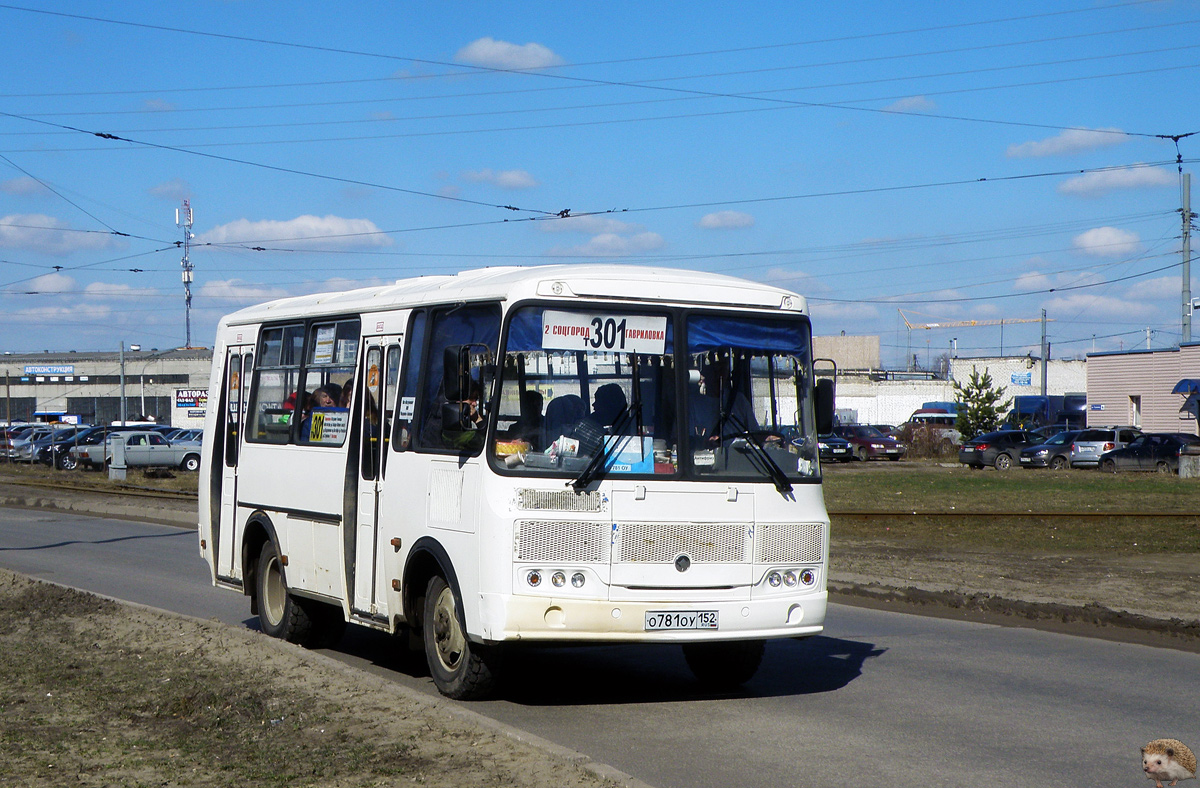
top-left (571, 572), bottom-right (586, 588)
top-left (551, 571), bottom-right (566, 588)
top-left (783, 570), bottom-right (799, 587)
top-left (526, 570), bottom-right (542, 587)
top-left (767, 571), bottom-right (782, 587)
top-left (799, 569), bottom-right (816, 586)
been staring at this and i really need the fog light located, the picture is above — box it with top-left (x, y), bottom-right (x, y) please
top-left (571, 572), bottom-right (586, 588)
top-left (783, 570), bottom-right (799, 587)
top-left (800, 569), bottom-right (816, 586)
top-left (527, 570), bottom-right (542, 587)
top-left (767, 571), bottom-right (782, 587)
top-left (551, 571), bottom-right (566, 587)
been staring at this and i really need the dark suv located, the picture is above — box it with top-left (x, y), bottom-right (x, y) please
top-left (958, 429), bottom-right (1041, 470)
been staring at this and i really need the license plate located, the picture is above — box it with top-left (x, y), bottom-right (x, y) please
top-left (644, 610), bottom-right (719, 631)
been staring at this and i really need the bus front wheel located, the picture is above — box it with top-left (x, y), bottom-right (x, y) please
top-left (423, 575), bottom-right (500, 700)
top-left (682, 639), bottom-right (765, 688)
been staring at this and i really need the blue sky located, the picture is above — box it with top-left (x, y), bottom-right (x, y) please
top-left (0, 1), bottom-right (1195, 367)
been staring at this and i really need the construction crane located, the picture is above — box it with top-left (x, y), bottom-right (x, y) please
top-left (898, 309), bottom-right (1051, 369)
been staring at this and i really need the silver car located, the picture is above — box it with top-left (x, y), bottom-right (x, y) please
top-left (1070, 427), bottom-right (1141, 468)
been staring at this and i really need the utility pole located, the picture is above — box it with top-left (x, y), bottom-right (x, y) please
top-left (1040, 309), bottom-right (1048, 397)
top-left (1183, 173), bottom-right (1193, 343)
top-left (119, 341), bottom-right (126, 425)
top-left (177, 200), bottom-right (195, 348)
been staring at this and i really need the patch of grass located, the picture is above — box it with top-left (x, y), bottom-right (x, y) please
top-left (824, 463), bottom-right (1200, 513)
top-left (0, 461), bottom-right (198, 495)
top-left (824, 464), bottom-right (1200, 555)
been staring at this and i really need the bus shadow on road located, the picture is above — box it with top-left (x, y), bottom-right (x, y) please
top-left (296, 626), bottom-right (883, 705)
top-left (493, 635), bottom-right (884, 705)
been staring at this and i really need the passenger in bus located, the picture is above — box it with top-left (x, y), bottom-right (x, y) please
top-left (573, 383), bottom-right (627, 456)
top-left (542, 394), bottom-right (585, 450)
top-left (301, 387), bottom-right (336, 440)
top-left (692, 359), bottom-right (765, 443)
top-left (500, 390), bottom-right (544, 449)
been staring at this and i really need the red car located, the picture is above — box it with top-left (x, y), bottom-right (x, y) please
top-left (832, 424), bottom-right (906, 461)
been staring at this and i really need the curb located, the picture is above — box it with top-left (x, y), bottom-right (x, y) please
top-left (829, 580), bottom-right (1200, 650)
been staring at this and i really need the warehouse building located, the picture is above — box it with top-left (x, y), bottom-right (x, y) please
top-left (1, 348), bottom-right (212, 427)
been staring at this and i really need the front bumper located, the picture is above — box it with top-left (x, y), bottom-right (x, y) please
top-left (480, 590), bottom-right (827, 643)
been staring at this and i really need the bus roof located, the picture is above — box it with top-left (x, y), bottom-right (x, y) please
top-left (217, 265), bottom-right (807, 326)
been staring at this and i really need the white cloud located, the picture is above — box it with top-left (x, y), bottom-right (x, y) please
top-left (697, 211), bottom-right (755, 230)
top-left (1072, 226), bottom-right (1140, 257)
top-left (142, 98), bottom-right (176, 112)
top-left (21, 272), bottom-right (76, 294)
top-left (1043, 293), bottom-right (1154, 319)
top-left (196, 215), bottom-right (393, 249)
top-left (0, 214), bottom-right (116, 255)
top-left (546, 231), bottom-right (665, 257)
top-left (82, 281), bottom-right (159, 300)
top-left (884, 96), bottom-right (935, 113)
top-left (455, 37), bottom-right (565, 70)
top-left (1014, 272), bottom-right (1051, 292)
top-left (538, 215), bottom-right (641, 235)
top-left (198, 278), bottom-right (292, 303)
top-left (148, 178), bottom-right (192, 202)
top-left (1006, 127), bottom-right (1127, 158)
top-left (461, 168), bottom-right (539, 189)
top-left (0, 176), bottom-right (48, 196)
top-left (1124, 275), bottom-right (1194, 301)
top-left (1057, 166), bottom-right (1174, 197)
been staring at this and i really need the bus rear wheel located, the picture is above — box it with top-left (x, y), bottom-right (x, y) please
top-left (682, 639), bottom-right (765, 688)
top-left (257, 542), bottom-right (314, 644)
top-left (423, 575), bottom-right (500, 700)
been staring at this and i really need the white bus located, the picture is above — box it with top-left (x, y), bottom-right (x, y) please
top-left (199, 265), bottom-right (835, 699)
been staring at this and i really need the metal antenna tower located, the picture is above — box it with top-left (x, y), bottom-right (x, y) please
top-left (176, 200), bottom-right (194, 347)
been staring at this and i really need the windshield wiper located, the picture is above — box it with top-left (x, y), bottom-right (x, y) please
top-left (571, 405), bottom-right (634, 492)
top-left (723, 410), bottom-right (793, 494)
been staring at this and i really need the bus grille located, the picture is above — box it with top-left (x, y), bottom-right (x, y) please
top-left (514, 520), bottom-right (610, 563)
top-left (517, 489), bottom-right (605, 513)
top-left (618, 522), bottom-right (748, 564)
top-left (754, 523), bottom-right (824, 564)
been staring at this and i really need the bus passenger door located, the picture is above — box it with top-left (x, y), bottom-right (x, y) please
top-left (352, 338), bottom-right (400, 617)
top-left (217, 348), bottom-right (251, 582)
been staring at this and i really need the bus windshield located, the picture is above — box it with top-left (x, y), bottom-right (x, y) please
top-left (490, 306), bottom-right (819, 484)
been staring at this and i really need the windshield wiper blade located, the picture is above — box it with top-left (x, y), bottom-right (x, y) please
top-left (724, 412), bottom-right (793, 494)
top-left (571, 405), bottom-right (633, 492)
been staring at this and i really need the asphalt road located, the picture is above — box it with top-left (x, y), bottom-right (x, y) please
top-left (1, 507), bottom-right (1196, 788)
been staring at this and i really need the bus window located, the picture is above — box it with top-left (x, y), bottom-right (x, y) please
top-left (297, 319), bottom-right (358, 447)
top-left (414, 304), bottom-right (501, 454)
top-left (491, 306), bottom-right (676, 477)
top-left (248, 324), bottom-right (304, 444)
top-left (392, 311), bottom-right (427, 452)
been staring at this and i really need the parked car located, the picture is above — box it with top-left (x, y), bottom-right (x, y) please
top-left (54, 425), bottom-right (147, 470)
top-left (832, 424), bottom-right (906, 461)
top-left (1019, 430), bottom-right (1081, 470)
top-left (1098, 432), bottom-right (1200, 473)
top-left (958, 429), bottom-right (1041, 470)
top-left (894, 410), bottom-right (961, 453)
top-left (69, 430), bottom-right (202, 472)
top-left (1070, 427), bottom-right (1141, 468)
top-left (817, 433), bottom-right (853, 463)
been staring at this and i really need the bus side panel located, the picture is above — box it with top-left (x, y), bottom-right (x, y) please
top-left (236, 442), bottom-right (348, 600)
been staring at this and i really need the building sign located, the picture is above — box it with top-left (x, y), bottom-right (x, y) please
top-left (1010, 372), bottom-right (1032, 386)
top-left (176, 389), bottom-right (208, 419)
top-left (24, 364), bottom-right (74, 375)
top-left (1090, 403), bottom-right (1105, 411)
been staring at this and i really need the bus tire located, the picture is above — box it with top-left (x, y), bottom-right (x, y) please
top-left (256, 542), bottom-right (314, 645)
top-left (423, 575), bottom-right (500, 700)
top-left (682, 639), bottom-right (765, 688)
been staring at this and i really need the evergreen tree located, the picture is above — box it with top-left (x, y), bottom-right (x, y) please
top-left (953, 367), bottom-right (1012, 440)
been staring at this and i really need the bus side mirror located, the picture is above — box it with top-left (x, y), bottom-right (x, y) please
top-left (443, 345), bottom-right (469, 400)
top-left (815, 378), bottom-right (835, 434)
